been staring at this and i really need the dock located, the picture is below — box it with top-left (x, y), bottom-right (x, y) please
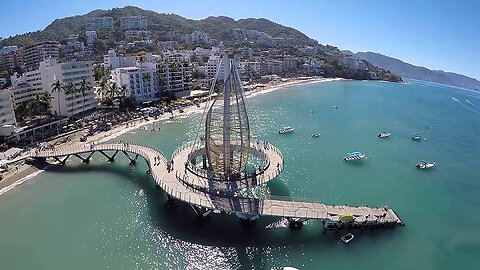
top-left (30, 142), bottom-right (404, 230)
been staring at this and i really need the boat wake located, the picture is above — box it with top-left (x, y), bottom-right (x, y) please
top-left (265, 218), bottom-right (289, 229)
top-left (466, 99), bottom-right (480, 110)
top-left (451, 97), bottom-right (478, 113)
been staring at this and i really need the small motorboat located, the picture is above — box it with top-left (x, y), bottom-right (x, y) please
top-left (378, 131), bottom-right (391, 138)
top-left (341, 233), bottom-right (354, 243)
top-left (333, 105), bottom-right (339, 109)
top-left (344, 152), bottom-right (365, 161)
top-left (411, 133), bottom-right (421, 140)
top-left (279, 126), bottom-right (295, 134)
top-left (312, 133), bottom-right (321, 138)
top-left (416, 160), bottom-right (436, 169)
top-left (310, 109), bottom-right (314, 114)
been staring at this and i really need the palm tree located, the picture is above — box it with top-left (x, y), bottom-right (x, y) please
top-left (138, 56), bottom-right (145, 94)
top-left (97, 77), bottom-right (110, 103)
top-left (78, 78), bottom-right (92, 114)
top-left (64, 82), bottom-right (77, 116)
top-left (33, 92), bottom-right (52, 115)
top-left (51, 80), bottom-right (64, 116)
top-left (120, 85), bottom-right (127, 100)
top-left (108, 82), bottom-right (119, 101)
top-left (25, 101), bottom-right (37, 119)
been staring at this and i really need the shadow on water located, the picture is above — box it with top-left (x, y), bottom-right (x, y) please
top-left (46, 161), bottom-right (397, 268)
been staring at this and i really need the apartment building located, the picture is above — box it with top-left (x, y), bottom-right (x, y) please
top-left (205, 54), bottom-right (224, 79)
top-left (0, 47), bottom-right (23, 73)
top-left (85, 17), bottom-right (113, 31)
top-left (112, 64), bottom-right (159, 103)
top-left (22, 41), bottom-right (60, 71)
top-left (120, 16), bottom-right (147, 30)
top-left (0, 90), bottom-right (16, 125)
top-left (158, 56), bottom-right (193, 98)
top-left (38, 59), bottom-right (97, 117)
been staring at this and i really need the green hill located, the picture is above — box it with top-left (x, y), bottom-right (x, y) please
top-left (0, 6), bottom-right (312, 47)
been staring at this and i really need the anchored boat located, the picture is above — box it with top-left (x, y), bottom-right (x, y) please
top-left (411, 133), bottom-right (421, 140)
top-left (416, 161), bottom-right (436, 169)
top-left (341, 233), bottom-right (355, 243)
top-left (279, 126), bottom-right (295, 134)
top-left (344, 152), bottom-right (365, 161)
top-left (312, 133), bottom-right (321, 138)
top-left (378, 131), bottom-right (391, 138)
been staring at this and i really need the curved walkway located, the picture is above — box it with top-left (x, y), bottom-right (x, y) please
top-left (173, 139), bottom-right (284, 192)
top-left (31, 142), bottom-right (404, 228)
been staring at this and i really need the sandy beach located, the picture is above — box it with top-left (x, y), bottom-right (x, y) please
top-left (0, 76), bottom-right (342, 194)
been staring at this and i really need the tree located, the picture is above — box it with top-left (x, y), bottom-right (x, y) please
top-left (119, 85), bottom-right (127, 101)
top-left (51, 80), bottom-right (64, 116)
top-left (78, 78), bottom-right (92, 113)
top-left (64, 82), bottom-right (78, 116)
top-left (32, 92), bottom-right (52, 114)
top-left (97, 77), bottom-right (111, 103)
top-left (138, 55), bottom-right (146, 94)
top-left (92, 39), bottom-right (107, 55)
top-left (105, 82), bottom-right (122, 104)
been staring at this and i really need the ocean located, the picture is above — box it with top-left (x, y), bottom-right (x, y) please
top-left (0, 80), bottom-right (479, 269)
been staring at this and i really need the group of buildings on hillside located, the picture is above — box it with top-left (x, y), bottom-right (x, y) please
top-left (0, 40), bottom-right (97, 142)
top-left (0, 42), bottom-right (198, 143)
top-left (0, 16), bottom-right (372, 145)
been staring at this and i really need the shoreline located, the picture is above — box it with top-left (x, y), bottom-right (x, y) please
top-left (0, 76), bottom-right (343, 195)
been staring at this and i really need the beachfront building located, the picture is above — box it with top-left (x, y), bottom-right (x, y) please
top-left (112, 64), bottom-right (159, 103)
top-left (0, 89), bottom-right (16, 137)
top-left (7, 73), bottom-right (42, 109)
top-left (283, 57), bottom-right (298, 72)
top-left (38, 59), bottom-right (97, 117)
top-left (7, 70), bottom-right (46, 109)
top-left (23, 41), bottom-right (60, 72)
top-left (85, 17), bottom-right (113, 31)
top-left (343, 56), bottom-right (358, 70)
top-left (0, 90), bottom-right (16, 126)
top-left (205, 54), bottom-right (224, 79)
top-left (158, 56), bottom-right (193, 99)
top-left (120, 16), bottom-right (147, 30)
top-left (238, 61), bottom-right (261, 79)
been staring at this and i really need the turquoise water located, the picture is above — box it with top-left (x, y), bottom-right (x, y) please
top-left (1, 80), bottom-right (479, 269)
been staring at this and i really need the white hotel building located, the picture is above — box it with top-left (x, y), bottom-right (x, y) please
top-left (112, 63), bottom-right (159, 103)
top-left (0, 90), bottom-right (16, 126)
top-left (39, 59), bottom-right (97, 117)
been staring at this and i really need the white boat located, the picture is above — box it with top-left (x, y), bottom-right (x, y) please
top-left (416, 161), bottom-right (436, 169)
top-left (412, 133), bottom-right (421, 140)
top-left (344, 152), bottom-right (365, 161)
top-left (312, 133), bottom-right (321, 138)
top-left (279, 126), bottom-right (295, 134)
top-left (378, 131), bottom-right (391, 138)
top-left (341, 233), bottom-right (354, 243)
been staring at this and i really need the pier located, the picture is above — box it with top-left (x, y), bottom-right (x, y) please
top-left (30, 142), bottom-right (404, 231)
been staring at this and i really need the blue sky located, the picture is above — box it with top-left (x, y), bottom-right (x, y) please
top-left (1, 0), bottom-right (479, 80)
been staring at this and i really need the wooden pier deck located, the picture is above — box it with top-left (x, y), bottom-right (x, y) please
top-left (30, 142), bottom-right (404, 230)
